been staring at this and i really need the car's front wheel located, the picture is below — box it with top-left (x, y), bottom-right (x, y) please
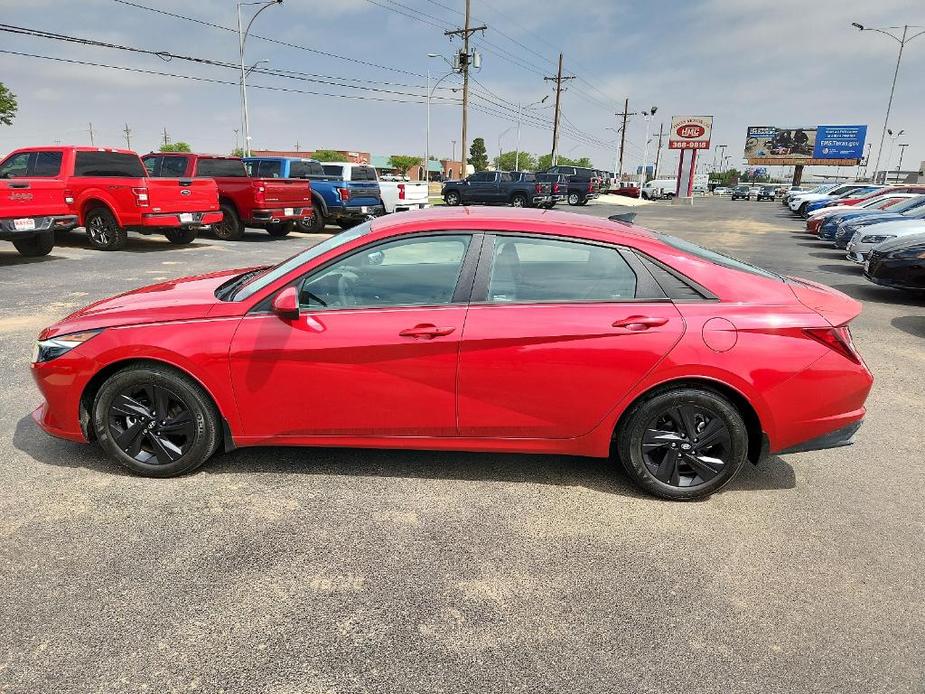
top-left (85, 207), bottom-right (127, 251)
top-left (444, 191), bottom-right (461, 206)
top-left (616, 387), bottom-right (748, 500)
top-left (93, 364), bottom-right (220, 477)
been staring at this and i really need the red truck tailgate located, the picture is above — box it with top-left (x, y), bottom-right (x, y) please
top-left (0, 179), bottom-right (71, 218)
top-left (256, 179), bottom-right (312, 206)
top-left (146, 179), bottom-right (219, 213)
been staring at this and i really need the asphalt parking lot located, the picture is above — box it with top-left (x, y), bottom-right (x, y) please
top-left (1, 198), bottom-right (922, 693)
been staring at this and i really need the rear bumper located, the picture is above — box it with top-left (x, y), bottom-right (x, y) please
top-left (777, 420), bottom-right (862, 454)
top-left (249, 207), bottom-right (313, 223)
top-left (140, 210), bottom-right (223, 228)
top-left (0, 215), bottom-right (78, 238)
top-left (393, 202), bottom-right (430, 213)
top-left (532, 195), bottom-right (552, 205)
top-left (333, 204), bottom-right (385, 220)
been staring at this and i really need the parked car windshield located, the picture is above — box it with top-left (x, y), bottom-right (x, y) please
top-left (887, 196), bottom-right (925, 213)
top-left (233, 220), bottom-right (375, 301)
top-left (657, 232), bottom-right (782, 281)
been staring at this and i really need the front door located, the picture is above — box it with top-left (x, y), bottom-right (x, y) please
top-left (229, 233), bottom-right (478, 438)
top-left (457, 234), bottom-right (685, 439)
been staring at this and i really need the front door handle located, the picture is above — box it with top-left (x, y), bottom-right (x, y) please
top-left (612, 316), bottom-right (669, 331)
top-left (399, 324), bottom-right (456, 339)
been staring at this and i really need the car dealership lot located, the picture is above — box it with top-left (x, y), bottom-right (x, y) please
top-left (1, 201), bottom-right (922, 692)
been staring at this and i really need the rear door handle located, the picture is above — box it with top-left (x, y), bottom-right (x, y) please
top-left (399, 324), bottom-right (456, 339)
top-left (612, 316), bottom-right (669, 331)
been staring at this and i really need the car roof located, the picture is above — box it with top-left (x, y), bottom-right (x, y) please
top-left (11, 146), bottom-right (137, 155)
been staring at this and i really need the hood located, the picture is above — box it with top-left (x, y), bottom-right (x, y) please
top-left (878, 232), bottom-right (925, 254)
top-left (854, 219), bottom-right (925, 235)
top-left (786, 276), bottom-right (862, 327)
top-left (41, 267), bottom-right (256, 339)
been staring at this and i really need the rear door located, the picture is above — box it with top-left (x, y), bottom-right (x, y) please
top-left (465, 172), bottom-right (496, 203)
top-left (457, 234), bottom-right (685, 439)
top-left (73, 150), bottom-right (148, 213)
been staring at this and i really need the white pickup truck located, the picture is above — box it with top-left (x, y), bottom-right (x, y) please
top-left (378, 174), bottom-right (430, 214)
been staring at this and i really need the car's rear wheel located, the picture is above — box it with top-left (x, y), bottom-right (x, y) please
top-left (616, 387), bottom-right (748, 500)
top-left (12, 232), bottom-right (54, 257)
top-left (213, 202), bottom-right (244, 241)
top-left (511, 193), bottom-right (527, 208)
top-left (444, 191), bottom-right (461, 206)
top-left (85, 207), bottom-right (127, 251)
top-left (93, 365), bottom-right (220, 478)
top-left (567, 192), bottom-right (582, 206)
top-left (164, 228), bottom-right (197, 245)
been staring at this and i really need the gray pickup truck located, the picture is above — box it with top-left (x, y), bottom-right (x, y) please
top-left (441, 171), bottom-right (552, 208)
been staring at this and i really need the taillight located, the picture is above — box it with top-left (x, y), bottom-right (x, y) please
top-left (337, 187), bottom-right (351, 202)
top-left (253, 183), bottom-right (266, 206)
top-left (803, 326), bottom-right (862, 364)
top-left (588, 182), bottom-right (593, 192)
top-left (535, 183), bottom-right (542, 194)
top-left (398, 183), bottom-right (405, 200)
top-left (552, 183), bottom-right (560, 194)
top-left (132, 187), bottom-right (149, 207)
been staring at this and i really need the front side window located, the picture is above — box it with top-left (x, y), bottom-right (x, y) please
top-left (32, 151), bottom-right (63, 177)
top-left (0, 153), bottom-right (30, 178)
top-left (487, 236), bottom-right (637, 303)
top-left (300, 235), bottom-right (471, 310)
top-left (74, 152), bottom-right (146, 177)
top-left (195, 158), bottom-right (247, 177)
top-left (160, 156), bottom-right (189, 177)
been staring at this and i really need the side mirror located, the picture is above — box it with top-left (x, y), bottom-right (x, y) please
top-left (271, 286), bottom-right (300, 319)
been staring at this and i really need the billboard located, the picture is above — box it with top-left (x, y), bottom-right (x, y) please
top-left (669, 116), bottom-right (713, 150)
top-left (745, 125), bottom-right (866, 166)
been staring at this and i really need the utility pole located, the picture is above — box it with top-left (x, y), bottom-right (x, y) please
top-left (88, 122), bottom-right (95, 147)
top-left (615, 98), bottom-right (635, 180)
top-left (654, 122), bottom-right (664, 179)
top-left (451, 140), bottom-right (457, 162)
top-left (444, 0), bottom-right (486, 177)
top-left (545, 52), bottom-right (575, 165)
top-left (294, 140), bottom-right (301, 152)
top-left (234, 128), bottom-right (240, 153)
top-left (162, 127), bottom-right (170, 149)
top-left (122, 123), bottom-right (132, 150)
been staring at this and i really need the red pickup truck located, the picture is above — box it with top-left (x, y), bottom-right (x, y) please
top-left (0, 151), bottom-right (78, 256)
top-left (0, 147), bottom-right (222, 251)
top-left (142, 153), bottom-right (313, 240)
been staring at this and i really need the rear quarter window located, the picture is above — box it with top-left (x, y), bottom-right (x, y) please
top-left (322, 165), bottom-right (345, 177)
top-left (74, 152), bottom-right (146, 177)
top-left (195, 158), bottom-right (248, 177)
top-left (350, 166), bottom-right (377, 182)
top-left (32, 151), bottom-right (63, 177)
top-left (290, 161), bottom-right (325, 177)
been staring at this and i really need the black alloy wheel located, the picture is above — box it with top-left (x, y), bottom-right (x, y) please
top-left (93, 365), bottom-right (219, 477)
top-left (617, 387), bottom-right (748, 500)
top-left (511, 193), bottom-right (527, 208)
top-left (213, 202), bottom-right (244, 241)
top-left (85, 207), bottom-right (127, 251)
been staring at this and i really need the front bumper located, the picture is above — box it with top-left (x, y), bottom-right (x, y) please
top-left (845, 244), bottom-right (868, 263)
top-left (140, 210), bottom-right (223, 228)
top-left (0, 215), bottom-right (78, 239)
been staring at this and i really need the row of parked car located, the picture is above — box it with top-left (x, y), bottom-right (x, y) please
top-left (785, 182), bottom-right (925, 292)
top-left (0, 146), bottom-right (430, 255)
top-left (440, 165), bottom-right (604, 209)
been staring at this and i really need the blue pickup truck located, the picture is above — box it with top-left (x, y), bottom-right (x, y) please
top-left (244, 157), bottom-right (383, 231)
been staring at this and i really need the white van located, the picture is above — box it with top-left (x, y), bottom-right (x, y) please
top-left (641, 179), bottom-right (677, 200)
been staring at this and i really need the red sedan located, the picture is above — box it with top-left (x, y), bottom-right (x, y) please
top-left (30, 207), bottom-right (873, 500)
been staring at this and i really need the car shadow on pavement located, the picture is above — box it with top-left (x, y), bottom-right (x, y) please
top-left (808, 251), bottom-right (849, 260)
top-left (816, 263), bottom-right (862, 277)
top-left (891, 315), bottom-right (925, 338)
top-left (0, 252), bottom-right (65, 267)
top-left (52, 230), bottom-right (210, 253)
top-left (14, 415), bottom-right (797, 498)
top-left (829, 282), bottom-right (925, 308)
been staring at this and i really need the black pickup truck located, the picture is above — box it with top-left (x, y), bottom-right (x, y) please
top-left (541, 165), bottom-right (601, 206)
top-left (441, 171), bottom-right (552, 208)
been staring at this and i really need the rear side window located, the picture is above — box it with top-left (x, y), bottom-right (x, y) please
top-left (257, 160), bottom-right (282, 178)
top-left (195, 158), bottom-right (247, 177)
top-left (500, 172), bottom-right (513, 183)
top-left (160, 156), bottom-right (189, 177)
top-left (32, 151), bottom-right (63, 177)
top-left (74, 152), bottom-right (146, 177)
top-left (290, 160), bottom-right (325, 177)
top-left (350, 166), bottom-right (377, 182)
top-left (142, 156), bottom-right (159, 175)
top-left (658, 232), bottom-right (781, 280)
top-left (322, 165), bottom-right (345, 177)
top-left (487, 236), bottom-right (637, 303)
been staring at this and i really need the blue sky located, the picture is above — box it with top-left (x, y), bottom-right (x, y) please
top-left (1, 0), bottom-right (922, 176)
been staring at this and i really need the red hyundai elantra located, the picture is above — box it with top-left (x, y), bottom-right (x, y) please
top-left (31, 207), bottom-right (873, 500)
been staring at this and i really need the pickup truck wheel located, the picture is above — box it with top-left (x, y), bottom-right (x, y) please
top-left (444, 191), bottom-right (461, 206)
top-left (85, 207), bottom-right (127, 251)
top-left (510, 193), bottom-right (527, 208)
top-left (212, 203), bottom-right (244, 241)
top-left (567, 192), bottom-right (582, 206)
top-left (267, 224), bottom-right (290, 238)
top-left (298, 212), bottom-right (325, 233)
top-left (164, 228), bottom-right (197, 245)
top-left (12, 232), bottom-right (54, 257)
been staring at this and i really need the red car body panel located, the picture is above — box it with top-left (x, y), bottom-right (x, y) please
top-left (30, 207), bottom-right (873, 460)
top-left (0, 146), bottom-right (220, 230)
top-left (142, 153), bottom-right (312, 225)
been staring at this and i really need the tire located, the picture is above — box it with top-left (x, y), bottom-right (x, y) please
top-left (85, 207), bottom-right (127, 251)
top-left (267, 223), bottom-right (290, 238)
top-left (93, 364), bottom-right (220, 478)
top-left (298, 210), bottom-right (326, 233)
top-left (12, 232), bottom-right (54, 257)
top-left (444, 191), bottom-right (461, 206)
top-left (641, 192), bottom-right (650, 200)
top-left (616, 387), bottom-right (749, 501)
top-left (212, 202), bottom-right (244, 241)
top-left (511, 193), bottom-right (527, 208)
top-left (798, 202), bottom-right (809, 217)
top-left (567, 192), bottom-right (582, 206)
top-left (164, 228), bottom-right (197, 245)
top-left (578, 199), bottom-right (589, 206)
top-left (664, 193), bottom-right (675, 200)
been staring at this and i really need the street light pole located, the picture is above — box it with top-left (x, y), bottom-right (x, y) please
top-left (851, 22), bottom-right (925, 179)
top-left (885, 128), bottom-right (905, 181)
top-left (237, 0), bottom-right (282, 157)
top-left (427, 54), bottom-right (460, 183)
top-left (638, 107), bottom-right (657, 187)
top-left (513, 95), bottom-right (548, 171)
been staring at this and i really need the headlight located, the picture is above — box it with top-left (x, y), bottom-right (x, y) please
top-left (32, 330), bottom-right (101, 363)
top-left (860, 235), bottom-right (894, 244)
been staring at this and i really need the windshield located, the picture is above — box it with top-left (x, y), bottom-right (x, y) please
top-left (657, 232), bottom-right (781, 281)
top-left (890, 196), bottom-right (925, 213)
top-left (233, 220), bottom-right (375, 301)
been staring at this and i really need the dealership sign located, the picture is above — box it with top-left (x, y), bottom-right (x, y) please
top-left (745, 125), bottom-right (866, 166)
top-left (668, 116), bottom-right (713, 150)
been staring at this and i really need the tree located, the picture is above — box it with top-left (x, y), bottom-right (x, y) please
top-left (388, 154), bottom-right (423, 175)
top-left (311, 149), bottom-right (345, 162)
top-left (231, 147), bottom-right (244, 157)
top-left (0, 83), bottom-right (18, 127)
top-left (572, 157), bottom-right (593, 168)
top-left (468, 137), bottom-right (489, 172)
top-left (160, 141), bottom-right (191, 153)
top-left (493, 150), bottom-right (537, 172)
